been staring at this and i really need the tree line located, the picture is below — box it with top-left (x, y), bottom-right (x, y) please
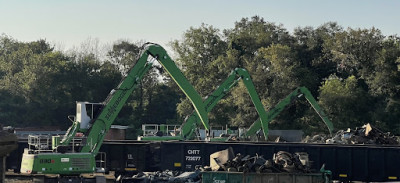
top-left (1, 16), bottom-right (399, 138)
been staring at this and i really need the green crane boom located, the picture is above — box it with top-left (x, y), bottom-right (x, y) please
top-left (245, 86), bottom-right (334, 140)
top-left (179, 68), bottom-right (268, 140)
top-left (80, 44), bottom-right (208, 154)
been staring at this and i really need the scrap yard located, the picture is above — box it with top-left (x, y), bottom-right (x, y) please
top-left (2, 0), bottom-right (400, 182)
top-left (1, 43), bottom-right (399, 183)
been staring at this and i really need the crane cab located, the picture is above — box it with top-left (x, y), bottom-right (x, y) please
top-left (75, 102), bottom-right (103, 130)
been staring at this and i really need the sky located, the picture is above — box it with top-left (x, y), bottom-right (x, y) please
top-left (1, 0), bottom-right (399, 52)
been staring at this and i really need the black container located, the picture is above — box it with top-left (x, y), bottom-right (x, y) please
top-left (99, 140), bottom-right (151, 173)
top-left (7, 140), bottom-right (400, 182)
top-left (159, 141), bottom-right (400, 182)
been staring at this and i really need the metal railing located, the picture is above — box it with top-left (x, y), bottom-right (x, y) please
top-left (141, 124), bottom-right (181, 137)
top-left (27, 135), bottom-right (51, 152)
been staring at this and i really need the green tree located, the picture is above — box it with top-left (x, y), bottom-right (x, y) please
top-left (107, 40), bottom-right (141, 74)
top-left (324, 27), bottom-right (384, 79)
top-left (0, 35), bottom-right (123, 128)
top-left (171, 23), bottom-right (227, 95)
top-left (171, 23), bottom-right (227, 124)
top-left (365, 36), bottom-right (400, 133)
top-left (292, 22), bottom-right (342, 91)
top-left (319, 75), bottom-right (371, 130)
top-left (3, 16), bottom-right (400, 136)
top-left (143, 85), bottom-right (180, 124)
top-left (225, 16), bottom-right (293, 58)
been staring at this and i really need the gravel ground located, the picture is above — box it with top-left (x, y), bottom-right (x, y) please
top-left (4, 178), bottom-right (32, 183)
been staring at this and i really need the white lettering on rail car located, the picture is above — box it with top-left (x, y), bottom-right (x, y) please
top-left (185, 156), bottom-right (201, 161)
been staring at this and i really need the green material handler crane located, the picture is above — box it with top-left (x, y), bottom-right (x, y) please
top-left (20, 43), bottom-right (209, 175)
top-left (245, 86), bottom-right (334, 140)
top-left (138, 68), bottom-right (269, 141)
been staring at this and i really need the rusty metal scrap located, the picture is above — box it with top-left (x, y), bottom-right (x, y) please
top-left (209, 148), bottom-right (311, 173)
top-left (209, 147), bottom-right (235, 171)
top-left (303, 123), bottom-right (399, 145)
top-left (122, 170), bottom-right (202, 183)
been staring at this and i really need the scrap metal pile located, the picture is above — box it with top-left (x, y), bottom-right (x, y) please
top-left (206, 147), bottom-right (311, 173)
top-left (119, 170), bottom-right (202, 183)
top-left (303, 123), bottom-right (399, 145)
top-left (121, 148), bottom-right (315, 183)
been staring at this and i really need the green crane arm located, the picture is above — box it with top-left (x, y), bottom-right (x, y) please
top-left (245, 86), bottom-right (334, 139)
top-left (78, 43), bottom-right (208, 154)
top-left (180, 68), bottom-right (268, 140)
top-left (60, 121), bottom-right (79, 145)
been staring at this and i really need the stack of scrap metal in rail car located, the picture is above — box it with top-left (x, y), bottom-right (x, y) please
top-left (203, 148), bottom-right (332, 183)
top-left (119, 170), bottom-right (202, 183)
top-left (303, 123), bottom-right (399, 145)
top-left (205, 147), bottom-right (311, 173)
